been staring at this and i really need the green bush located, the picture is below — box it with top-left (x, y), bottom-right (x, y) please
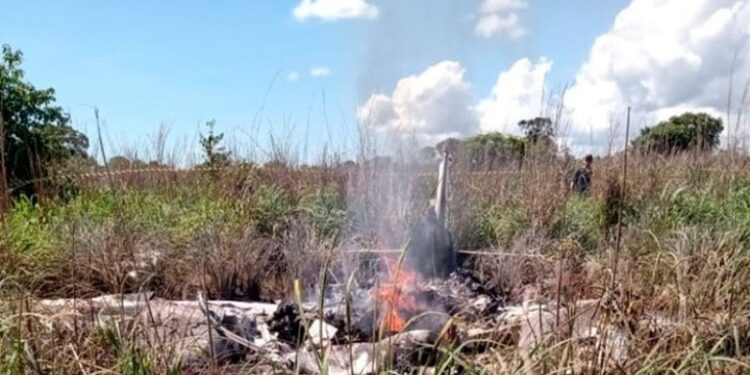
top-left (252, 185), bottom-right (292, 236)
top-left (451, 204), bottom-right (495, 250)
top-left (551, 196), bottom-right (603, 252)
top-left (5, 197), bottom-right (57, 264)
top-left (666, 188), bottom-right (718, 226)
top-left (2, 189), bottom-right (247, 267)
top-left (299, 188), bottom-right (345, 238)
top-left (481, 204), bottom-right (532, 248)
top-left (638, 181), bottom-right (750, 234)
top-left (721, 185), bottom-right (750, 228)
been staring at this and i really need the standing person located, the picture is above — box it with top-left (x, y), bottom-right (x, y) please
top-left (571, 154), bottom-right (594, 195)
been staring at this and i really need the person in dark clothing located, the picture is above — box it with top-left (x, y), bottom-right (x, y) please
top-left (571, 154), bottom-right (594, 195)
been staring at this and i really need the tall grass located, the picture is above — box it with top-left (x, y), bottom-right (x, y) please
top-left (2, 141), bottom-right (750, 373)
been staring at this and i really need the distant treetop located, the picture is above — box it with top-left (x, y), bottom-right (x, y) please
top-left (633, 112), bottom-right (723, 154)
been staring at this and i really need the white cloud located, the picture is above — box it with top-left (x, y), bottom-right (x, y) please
top-left (475, 13), bottom-right (527, 39)
top-left (358, 61), bottom-right (478, 141)
top-left (286, 71), bottom-right (300, 82)
top-left (565, 0), bottom-right (750, 144)
top-left (480, 0), bottom-right (527, 13)
top-left (353, 0), bottom-right (750, 154)
top-left (309, 67), bottom-right (332, 77)
top-left (478, 57), bottom-right (553, 133)
top-left (293, 0), bottom-right (378, 21)
top-left (475, 0), bottom-right (528, 39)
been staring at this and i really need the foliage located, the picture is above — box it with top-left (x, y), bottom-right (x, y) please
top-left (518, 117), bottom-right (554, 145)
top-left (108, 156), bottom-right (147, 170)
top-left (438, 132), bottom-right (525, 168)
top-left (252, 185), bottom-right (292, 236)
top-left (633, 112), bottom-right (723, 154)
top-left (417, 146), bottom-right (438, 163)
top-left (2, 188), bottom-right (245, 279)
top-left (1, 44), bottom-right (88, 198)
top-left (96, 326), bottom-right (153, 375)
top-left (199, 119), bottom-right (230, 167)
top-left (476, 203), bottom-right (531, 248)
top-left (661, 186), bottom-right (750, 229)
top-left (299, 188), bottom-right (346, 238)
top-left (435, 137), bottom-right (461, 154)
top-left (5, 196), bottom-right (56, 260)
top-left (550, 196), bottom-right (604, 251)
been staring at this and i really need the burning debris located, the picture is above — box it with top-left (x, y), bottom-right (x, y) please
top-left (377, 257), bottom-right (422, 332)
top-left (22, 152), bottom-right (675, 374)
top-left (31, 272), bottom-right (667, 374)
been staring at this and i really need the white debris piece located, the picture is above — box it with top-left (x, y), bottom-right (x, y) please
top-left (308, 319), bottom-right (338, 346)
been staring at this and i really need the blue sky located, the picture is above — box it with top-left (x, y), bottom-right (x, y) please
top-left (7, 0), bottom-right (742, 161)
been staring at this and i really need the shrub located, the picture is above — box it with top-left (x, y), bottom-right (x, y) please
top-left (252, 185), bottom-right (292, 236)
top-left (298, 188), bottom-right (345, 238)
top-left (482, 204), bottom-right (532, 248)
top-left (551, 196), bottom-right (603, 252)
top-left (4, 197), bottom-right (58, 269)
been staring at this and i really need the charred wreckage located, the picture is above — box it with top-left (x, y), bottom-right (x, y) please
top-left (31, 153), bottom-right (664, 374)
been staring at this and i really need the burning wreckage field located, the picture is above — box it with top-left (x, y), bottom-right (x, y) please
top-left (23, 155), bottom-right (688, 374)
top-left (31, 248), bottom-right (660, 374)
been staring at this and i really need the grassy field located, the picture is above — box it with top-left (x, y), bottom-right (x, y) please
top-left (2, 150), bottom-right (750, 373)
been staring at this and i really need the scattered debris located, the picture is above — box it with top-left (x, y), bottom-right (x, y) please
top-left (30, 266), bottom-right (681, 373)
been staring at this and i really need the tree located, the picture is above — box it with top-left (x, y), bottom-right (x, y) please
top-left (435, 137), bottom-right (461, 155)
top-left (518, 117), bottom-right (554, 145)
top-left (199, 120), bottom-right (230, 167)
top-left (463, 132), bottom-right (526, 168)
top-left (108, 156), bottom-right (147, 170)
top-left (1, 44), bottom-right (88, 200)
top-left (418, 146), bottom-right (438, 163)
top-left (436, 132), bottom-right (525, 169)
top-left (633, 112), bottom-right (723, 154)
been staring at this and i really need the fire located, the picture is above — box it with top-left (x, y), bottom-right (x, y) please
top-left (376, 257), bottom-right (420, 332)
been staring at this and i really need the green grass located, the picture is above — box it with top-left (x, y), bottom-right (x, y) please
top-left (298, 188), bottom-right (346, 238)
top-left (3, 189), bottom-right (247, 278)
top-left (251, 185), bottom-right (293, 236)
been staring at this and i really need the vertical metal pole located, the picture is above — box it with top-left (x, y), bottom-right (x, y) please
top-left (435, 151), bottom-right (449, 224)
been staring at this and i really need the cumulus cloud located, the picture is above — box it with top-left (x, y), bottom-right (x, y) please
top-left (475, 0), bottom-right (528, 39)
top-left (293, 0), bottom-right (378, 21)
top-left (479, 0), bottom-right (526, 13)
top-left (355, 0), bottom-right (750, 153)
top-left (310, 67), bottom-right (332, 77)
top-left (475, 13), bottom-right (527, 39)
top-left (286, 71), bottom-right (300, 82)
top-left (357, 61), bottom-right (478, 141)
top-left (565, 0), bottom-right (750, 144)
top-left (478, 57), bottom-right (553, 133)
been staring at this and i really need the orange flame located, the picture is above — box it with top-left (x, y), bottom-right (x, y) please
top-left (376, 257), bottom-right (420, 332)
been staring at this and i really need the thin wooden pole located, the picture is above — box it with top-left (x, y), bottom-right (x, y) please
top-left (0, 108), bottom-right (9, 214)
top-left (612, 106), bottom-right (631, 287)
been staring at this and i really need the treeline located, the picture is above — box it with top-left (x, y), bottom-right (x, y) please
top-left (0, 43), bottom-right (728, 206)
top-left (418, 112), bottom-right (725, 170)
